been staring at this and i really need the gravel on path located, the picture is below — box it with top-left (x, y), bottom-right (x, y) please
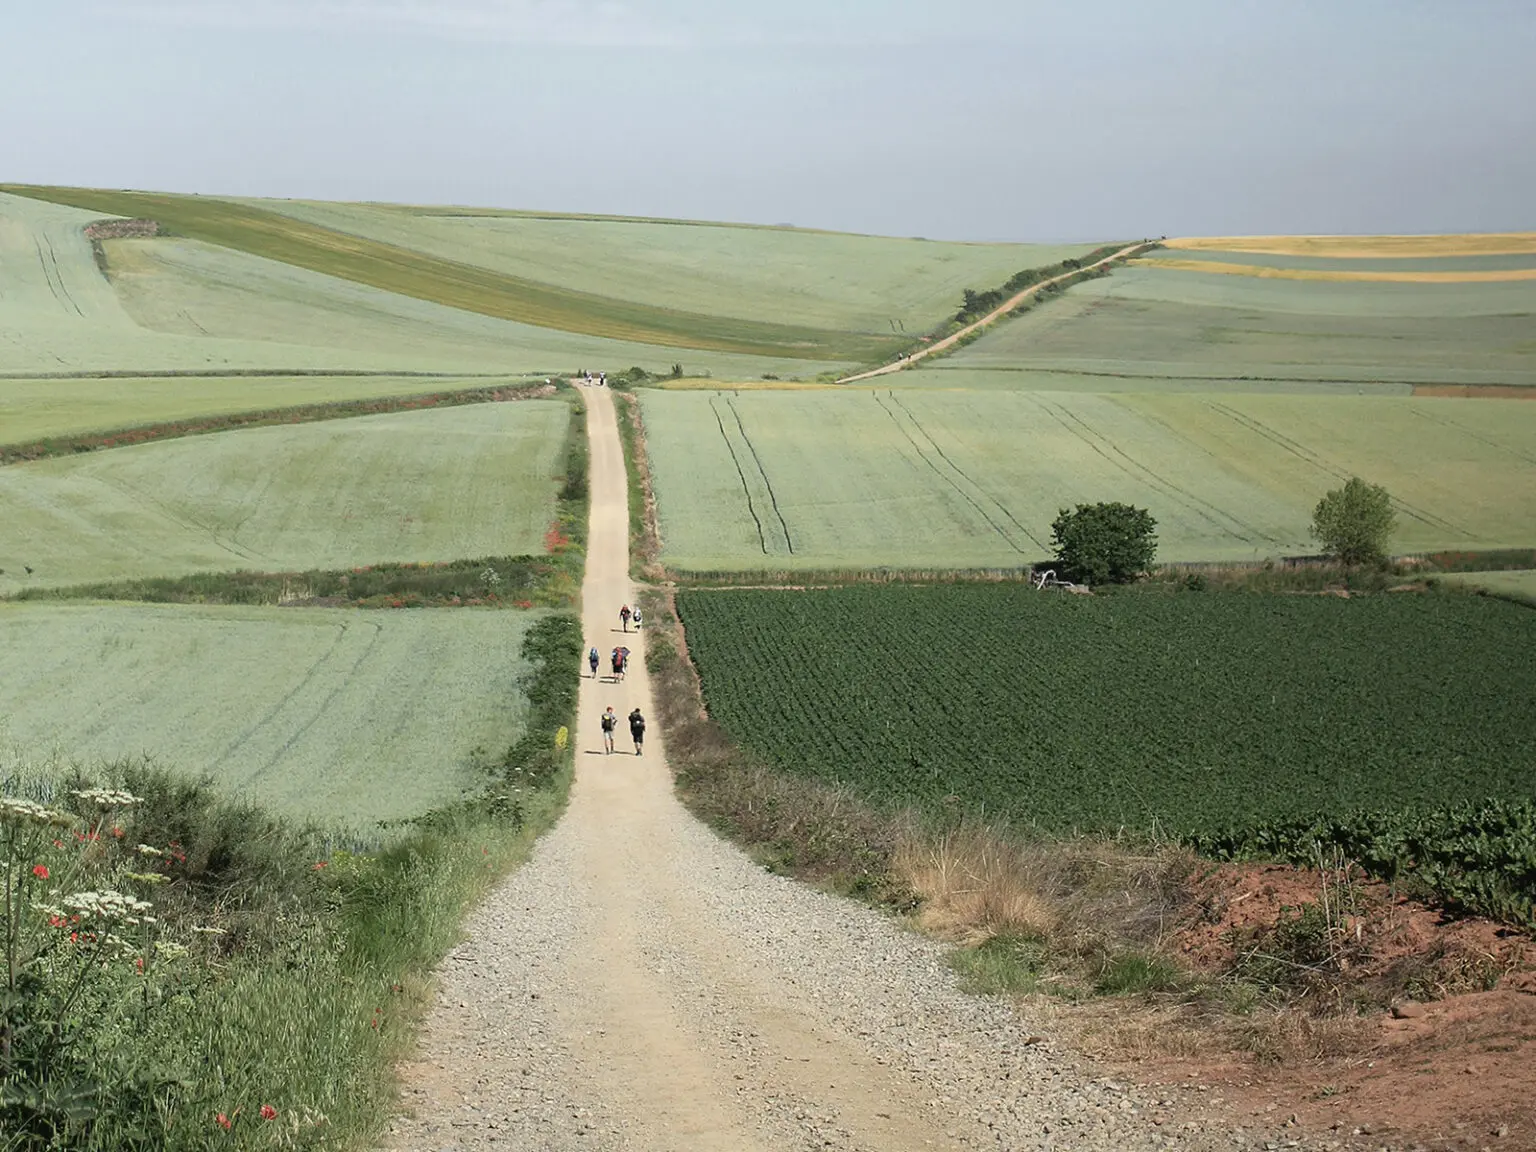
top-left (384, 383), bottom-right (1319, 1152)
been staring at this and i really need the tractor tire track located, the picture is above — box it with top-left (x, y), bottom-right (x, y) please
top-left (887, 392), bottom-right (1048, 552)
top-left (725, 394), bottom-right (794, 554)
top-left (872, 392), bottom-right (1029, 555)
top-left (249, 617), bottom-right (386, 780)
top-left (708, 394), bottom-right (769, 555)
top-left (1035, 397), bottom-right (1269, 546)
top-left (1205, 401), bottom-right (1465, 535)
top-left (209, 619), bottom-right (356, 771)
top-left (1407, 404), bottom-right (1536, 467)
top-left (34, 235), bottom-right (83, 317)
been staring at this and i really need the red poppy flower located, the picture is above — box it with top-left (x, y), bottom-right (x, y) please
top-left (260, 1104), bottom-right (277, 1121)
top-left (31, 864), bottom-right (48, 879)
top-left (215, 1112), bottom-right (232, 1131)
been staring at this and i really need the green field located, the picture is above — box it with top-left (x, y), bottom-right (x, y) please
top-left (901, 264), bottom-right (1536, 391)
top-left (0, 602), bottom-right (540, 823)
top-left (0, 186), bottom-right (902, 363)
top-left (243, 198), bottom-right (1106, 338)
top-left (1440, 569), bottom-right (1536, 603)
top-left (0, 190), bottom-right (853, 383)
top-left (0, 401), bottom-right (569, 593)
top-left (640, 389), bottom-right (1536, 568)
top-left (677, 586), bottom-right (1536, 833)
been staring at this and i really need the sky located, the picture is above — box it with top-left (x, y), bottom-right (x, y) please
top-left (1, 0), bottom-right (1533, 241)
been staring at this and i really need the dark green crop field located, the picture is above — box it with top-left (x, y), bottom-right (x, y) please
top-left (679, 585), bottom-right (1536, 918)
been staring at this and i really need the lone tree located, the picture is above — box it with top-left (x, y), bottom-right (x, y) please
top-left (1050, 502), bottom-right (1158, 585)
top-left (1312, 476), bottom-right (1396, 565)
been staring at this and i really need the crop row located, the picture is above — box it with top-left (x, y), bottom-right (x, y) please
top-left (677, 586), bottom-right (1536, 920)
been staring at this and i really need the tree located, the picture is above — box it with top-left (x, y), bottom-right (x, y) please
top-left (1050, 502), bottom-right (1158, 585)
top-left (1312, 477), bottom-right (1396, 565)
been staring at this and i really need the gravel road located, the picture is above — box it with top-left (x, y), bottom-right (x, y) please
top-left (384, 384), bottom-right (1315, 1152)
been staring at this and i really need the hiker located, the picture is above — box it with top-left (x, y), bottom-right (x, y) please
top-left (620, 604), bottom-right (632, 632)
top-left (628, 707), bottom-right (646, 756)
top-left (600, 706), bottom-right (617, 754)
top-left (611, 647), bottom-right (628, 681)
top-left (588, 646), bottom-right (600, 678)
top-left (630, 607), bottom-right (642, 629)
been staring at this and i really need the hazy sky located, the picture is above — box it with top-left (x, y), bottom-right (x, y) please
top-left (3, 0), bottom-right (1532, 241)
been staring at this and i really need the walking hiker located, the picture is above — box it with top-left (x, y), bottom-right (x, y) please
top-left (600, 706), bottom-right (617, 754)
top-left (611, 647), bottom-right (629, 681)
top-left (588, 646), bottom-right (600, 678)
top-left (620, 604), bottom-right (632, 632)
top-left (630, 607), bottom-right (642, 629)
top-left (628, 707), bottom-right (646, 756)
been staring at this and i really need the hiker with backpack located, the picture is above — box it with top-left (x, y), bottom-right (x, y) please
top-left (620, 604), bottom-right (632, 632)
top-left (628, 707), bottom-right (646, 756)
top-left (588, 646), bottom-right (600, 678)
top-left (600, 706), bottom-right (617, 754)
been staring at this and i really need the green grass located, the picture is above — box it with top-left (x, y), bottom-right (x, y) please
top-left (1439, 569), bottom-right (1536, 604)
top-left (1, 185), bottom-right (899, 362)
top-left (677, 585), bottom-right (1536, 834)
top-left (639, 389), bottom-right (1536, 568)
top-left (918, 265), bottom-right (1536, 389)
top-left (246, 197), bottom-right (1108, 337)
top-left (0, 401), bottom-right (569, 592)
top-left (0, 190), bottom-right (857, 381)
top-left (0, 615), bottom-right (581, 1150)
top-left (0, 602), bottom-right (546, 824)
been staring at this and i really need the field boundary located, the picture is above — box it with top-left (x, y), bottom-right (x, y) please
top-left (0, 381), bottom-right (558, 466)
top-left (836, 242), bottom-right (1152, 383)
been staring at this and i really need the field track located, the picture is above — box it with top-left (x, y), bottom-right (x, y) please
top-left (836, 243), bottom-right (1146, 383)
top-left (386, 384), bottom-right (1247, 1151)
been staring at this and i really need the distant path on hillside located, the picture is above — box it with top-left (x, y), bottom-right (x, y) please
top-left (383, 382), bottom-right (1253, 1152)
top-left (837, 243), bottom-right (1147, 384)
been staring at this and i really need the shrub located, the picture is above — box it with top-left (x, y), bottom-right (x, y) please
top-left (1312, 477), bottom-right (1396, 566)
top-left (1049, 502), bottom-right (1158, 585)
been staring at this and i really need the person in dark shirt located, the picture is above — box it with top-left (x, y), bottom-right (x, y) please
top-left (628, 708), bottom-right (646, 756)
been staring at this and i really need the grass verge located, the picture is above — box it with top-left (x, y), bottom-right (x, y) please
top-left (0, 613), bottom-right (581, 1150)
top-left (612, 391), bottom-right (663, 581)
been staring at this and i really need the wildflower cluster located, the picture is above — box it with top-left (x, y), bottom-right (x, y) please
top-left (0, 796), bottom-right (74, 827)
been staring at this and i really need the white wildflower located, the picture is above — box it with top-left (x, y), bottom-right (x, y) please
top-left (154, 941), bottom-right (189, 960)
top-left (64, 889), bottom-right (153, 920)
top-left (70, 788), bottom-right (141, 808)
top-left (0, 797), bottom-right (73, 826)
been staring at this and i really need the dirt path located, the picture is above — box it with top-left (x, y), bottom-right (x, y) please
top-left (383, 383), bottom-right (1278, 1152)
top-left (836, 244), bottom-right (1146, 384)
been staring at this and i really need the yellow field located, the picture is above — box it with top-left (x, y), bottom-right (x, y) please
top-left (1131, 256), bottom-right (1536, 284)
top-left (1163, 233), bottom-right (1536, 258)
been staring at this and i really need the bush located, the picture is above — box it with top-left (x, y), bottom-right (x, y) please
top-left (1312, 477), bottom-right (1396, 566)
top-left (1049, 502), bottom-right (1158, 585)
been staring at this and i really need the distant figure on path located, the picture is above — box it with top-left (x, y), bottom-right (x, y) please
top-left (628, 708), bottom-right (646, 756)
top-left (631, 607), bottom-right (642, 629)
top-left (588, 646), bottom-right (600, 678)
top-left (600, 707), bottom-right (617, 754)
top-left (611, 647), bottom-right (629, 681)
top-left (620, 604), bottom-right (632, 632)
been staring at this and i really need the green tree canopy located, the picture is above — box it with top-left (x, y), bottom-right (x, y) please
top-left (1312, 477), bottom-right (1396, 565)
top-left (1050, 502), bottom-right (1158, 585)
